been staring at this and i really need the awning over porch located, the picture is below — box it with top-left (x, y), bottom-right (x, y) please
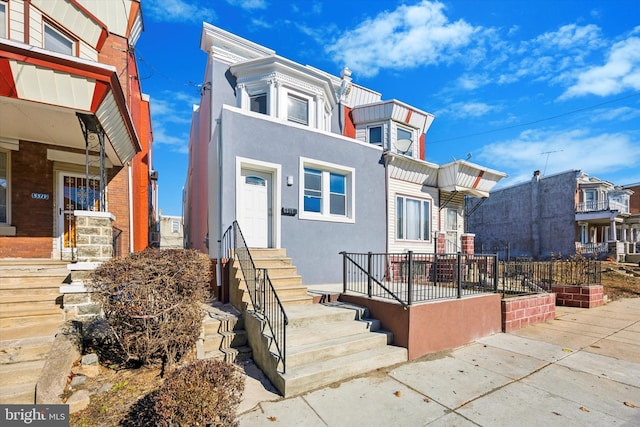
top-left (0, 39), bottom-right (140, 166)
top-left (438, 160), bottom-right (507, 198)
top-left (384, 153), bottom-right (507, 197)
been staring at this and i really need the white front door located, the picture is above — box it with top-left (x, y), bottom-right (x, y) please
top-left (239, 169), bottom-right (271, 248)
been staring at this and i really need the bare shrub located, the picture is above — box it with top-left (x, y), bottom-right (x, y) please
top-left (152, 359), bottom-right (245, 427)
top-left (89, 249), bottom-right (211, 369)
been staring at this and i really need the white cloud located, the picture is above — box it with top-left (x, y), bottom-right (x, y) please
top-left (226, 0), bottom-right (267, 10)
top-left (144, 0), bottom-right (216, 23)
top-left (438, 101), bottom-right (499, 118)
top-left (477, 129), bottom-right (640, 183)
top-left (326, 0), bottom-right (477, 77)
top-left (562, 37), bottom-right (640, 98)
top-left (149, 92), bottom-right (198, 152)
top-left (591, 106), bottom-right (640, 122)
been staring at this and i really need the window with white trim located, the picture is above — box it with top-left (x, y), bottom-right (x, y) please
top-left (171, 220), bottom-right (180, 233)
top-left (287, 94), bottom-right (308, 125)
top-left (0, 2), bottom-right (7, 39)
top-left (396, 126), bottom-right (414, 157)
top-left (396, 195), bottom-right (430, 240)
top-left (250, 93), bottom-right (267, 115)
top-left (0, 150), bottom-right (9, 224)
top-left (368, 125), bottom-right (383, 146)
top-left (44, 22), bottom-right (74, 55)
top-left (299, 158), bottom-right (354, 222)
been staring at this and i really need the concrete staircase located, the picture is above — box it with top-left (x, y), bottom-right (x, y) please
top-left (230, 249), bottom-right (407, 397)
top-left (230, 248), bottom-right (313, 310)
top-left (0, 260), bottom-right (68, 404)
top-left (197, 303), bottom-right (252, 364)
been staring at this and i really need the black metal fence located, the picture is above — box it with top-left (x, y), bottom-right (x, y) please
top-left (341, 252), bottom-right (603, 303)
top-left (340, 251), bottom-right (498, 306)
top-left (222, 221), bottom-right (288, 373)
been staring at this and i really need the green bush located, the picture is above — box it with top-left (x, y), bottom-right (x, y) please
top-left (89, 249), bottom-right (211, 368)
top-left (153, 359), bottom-right (245, 427)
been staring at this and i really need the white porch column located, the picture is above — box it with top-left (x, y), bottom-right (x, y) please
top-left (236, 83), bottom-right (247, 109)
top-left (268, 79), bottom-right (278, 118)
top-left (609, 218), bottom-right (617, 240)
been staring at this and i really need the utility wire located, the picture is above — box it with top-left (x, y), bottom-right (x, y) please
top-left (429, 92), bottom-right (640, 144)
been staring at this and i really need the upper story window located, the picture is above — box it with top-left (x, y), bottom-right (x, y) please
top-left (368, 126), bottom-right (383, 146)
top-left (250, 93), bottom-right (267, 115)
top-left (300, 157), bottom-right (355, 223)
top-left (44, 22), bottom-right (75, 55)
top-left (0, 2), bottom-right (7, 39)
top-left (287, 95), bottom-right (308, 125)
top-left (584, 189), bottom-right (596, 210)
top-left (171, 220), bottom-right (180, 233)
top-left (396, 126), bottom-right (414, 157)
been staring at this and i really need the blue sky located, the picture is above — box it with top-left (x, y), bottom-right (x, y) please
top-left (136, 0), bottom-right (640, 216)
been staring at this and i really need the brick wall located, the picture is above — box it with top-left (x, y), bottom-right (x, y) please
top-left (461, 233), bottom-right (475, 255)
top-left (552, 285), bottom-right (604, 308)
top-left (502, 293), bottom-right (556, 332)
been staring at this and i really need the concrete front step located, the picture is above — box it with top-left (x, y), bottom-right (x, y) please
top-left (0, 337), bottom-right (54, 365)
top-left (0, 359), bottom-right (45, 387)
top-left (285, 303), bottom-right (367, 328)
top-left (0, 384), bottom-right (35, 404)
top-left (0, 288), bottom-right (62, 301)
top-left (286, 319), bottom-right (380, 347)
top-left (280, 345), bottom-right (407, 397)
top-left (0, 277), bottom-right (68, 288)
top-left (248, 248), bottom-right (287, 258)
top-left (286, 331), bottom-right (392, 368)
top-left (0, 301), bottom-right (63, 319)
top-left (256, 265), bottom-right (298, 277)
top-left (0, 315), bottom-right (64, 341)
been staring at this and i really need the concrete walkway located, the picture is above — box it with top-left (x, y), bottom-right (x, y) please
top-left (237, 298), bottom-right (640, 426)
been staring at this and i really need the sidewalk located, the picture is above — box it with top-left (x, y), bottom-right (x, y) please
top-left (237, 298), bottom-right (640, 426)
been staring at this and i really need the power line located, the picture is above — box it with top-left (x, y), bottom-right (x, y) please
top-left (429, 92), bottom-right (640, 144)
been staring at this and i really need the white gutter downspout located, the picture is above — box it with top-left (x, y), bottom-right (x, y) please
top-left (128, 163), bottom-right (134, 252)
top-left (216, 117), bottom-right (223, 291)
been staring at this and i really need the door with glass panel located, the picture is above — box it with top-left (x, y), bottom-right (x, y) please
top-left (58, 172), bottom-right (101, 254)
top-left (445, 208), bottom-right (459, 253)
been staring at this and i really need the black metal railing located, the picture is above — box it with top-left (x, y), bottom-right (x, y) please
top-left (223, 221), bottom-right (288, 373)
top-left (112, 227), bottom-right (122, 258)
top-left (340, 251), bottom-right (499, 306)
top-left (494, 258), bottom-right (601, 296)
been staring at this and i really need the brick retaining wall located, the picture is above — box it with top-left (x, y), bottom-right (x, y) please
top-left (502, 293), bottom-right (556, 332)
top-left (552, 285), bottom-right (604, 308)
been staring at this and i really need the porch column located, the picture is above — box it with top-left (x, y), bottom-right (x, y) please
top-left (236, 83), bottom-right (247, 109)
top-left (461, 233), bottom-right (475, 255)
top-left (609, 218), bottom-right (617, 241)
top-left (74, 210), bottom-right (115, 262)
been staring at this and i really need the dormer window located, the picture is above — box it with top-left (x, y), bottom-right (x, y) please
top-left (368, 126), bottom-right (383, 146)
top-left (396, 127), bottom-right (413, 157)
top-left (44, 22), bottom-right (75, 55)
top-left (287, 94), bottom-right (308, 125)
top-left (250, 93), bottom-right (267, 115)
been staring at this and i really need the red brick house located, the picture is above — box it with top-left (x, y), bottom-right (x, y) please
top-left (0, 0), bottom-right (156, 261)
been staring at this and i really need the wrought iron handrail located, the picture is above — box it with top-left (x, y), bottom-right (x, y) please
top-left (224, 221), bottom-right (288, 373)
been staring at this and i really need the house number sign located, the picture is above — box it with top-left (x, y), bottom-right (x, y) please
top-left (31, 193), bottom-right (50, 200)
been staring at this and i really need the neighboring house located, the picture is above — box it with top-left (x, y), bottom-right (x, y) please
top-left (467, 170), bottom-right (639, 261)
top-left (0, 0), bottom-right (156, 261)
top-left (159, 215), bottom-right (184, 249)
top-left (183, 24), bottom-right (506, 285)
